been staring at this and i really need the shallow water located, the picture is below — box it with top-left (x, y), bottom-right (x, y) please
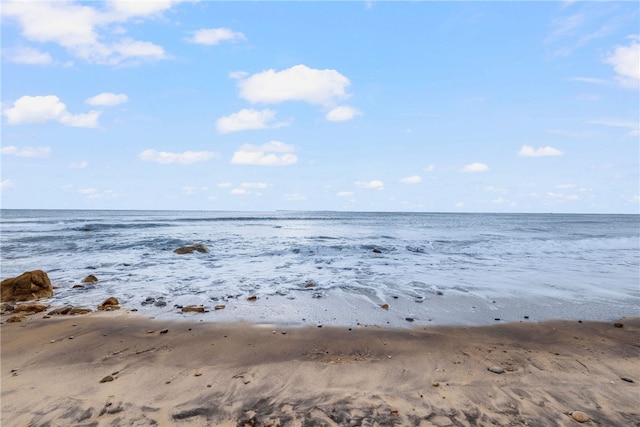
top-left (1, 210), bottom-right (638, 326)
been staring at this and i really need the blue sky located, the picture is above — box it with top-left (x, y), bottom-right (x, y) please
top-left (1, 1), bottom-right (638, 213)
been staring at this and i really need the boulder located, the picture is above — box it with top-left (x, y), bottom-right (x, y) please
top-left (13, 303), bottom-right (49, 314)
top-left (1, 270), bottom-right (53, 302)
top-left (48, 305), bottom-right (93, 315)
top-left (97, 297), bottom-right (120, 311)
top-left (82, 275), bottom-right (98, 283)
top-left (174, 243), bottom-right (209, 254)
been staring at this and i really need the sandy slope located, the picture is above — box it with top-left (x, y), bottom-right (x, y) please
top-left (1, 311), bottom-right (639, 426)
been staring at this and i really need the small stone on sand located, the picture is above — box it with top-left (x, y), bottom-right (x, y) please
top-left (488, 366), bottom-right (505, 374)
top-left (214, 305), bottom-right (225, 310)
top-left (380, 304), bottom-right (389, 310)
top-left (570, 411), bottom-right (590, 423)
top-left (100, 375), bottom-right (114, 383)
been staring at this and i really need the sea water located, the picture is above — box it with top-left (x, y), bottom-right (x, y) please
top-left (1, 210), bottom-right (638, 327)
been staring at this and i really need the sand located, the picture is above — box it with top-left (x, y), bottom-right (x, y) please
top-left (1, 310), bottom-right (639, 427)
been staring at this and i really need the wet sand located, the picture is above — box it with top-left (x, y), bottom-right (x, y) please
top-left (1, 311), bottom-right (639, 426)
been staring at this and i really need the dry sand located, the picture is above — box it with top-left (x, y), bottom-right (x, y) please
top-left (1, 310), bottom-right (639, 427)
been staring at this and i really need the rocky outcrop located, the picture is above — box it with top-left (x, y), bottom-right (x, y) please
top-left (1, 270), bottom-right (53, 302)
top-left (48, 306), bottom-right (93, 316)
top-left (82, 275), bottom-right (98, 283)
top-left (174, 243), bottom-right (209, 254)
top-left (97, 297), bottom-right (120, 311)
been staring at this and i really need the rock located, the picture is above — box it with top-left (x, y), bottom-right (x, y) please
top-left (214, 305), bottom-right (226, 310)
top-left (372, 248), bottom-right (381, 253)
top-left (488, 366), bottom-right (505, 374)
top-left (0, 303), bottom-right (15, 314)
top-left (182, 306), bottom-right (205, 313)
top-left (304, 282), bottom-right (315, 288)
top-left (97, 297), bottom-right (120, 311)
top-left (1, 270), bottom-right (53, 302)
top-left (13, 303), bottom-right (49, 314)
top-left (432, 381), bottom-right (440, 387)
top-left (47, 306), bottom-right (92, 315)
top-left (621, 377), bottom-right (634, 383)
top-left (5, 315), bottom-right (27, 323)
top-left (405, 317), bottom-right (414, 322)
top-left (614, 322), bottom-right (624, 328)
top-left (570, 411), bottom-right (590, 423)
top-left (100, 375), bottom-right (114, 383)
top-left (174, 243), bottom-right (209, 254)
top-left (72, 285), bottom-right (85, 289)
top-left (82, 275), bottom-right (98, 283)
top-left (247, 295), bottom-right (257, 301)
top-left (380, 304), bottom-right (389, 310)
top-left (159, 329), bottom-right (169, 335)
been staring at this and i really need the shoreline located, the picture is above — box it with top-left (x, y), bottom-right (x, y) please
top-left (2, 310), bottom-right (639, 426)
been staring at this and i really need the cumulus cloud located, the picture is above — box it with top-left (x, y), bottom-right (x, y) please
top-left (1, 0), bottom-right (185, 66)
top-left (86, 92), bottom-right (128, 106)
top-left (4, 46), bottom-right (52, 65)
top-left (216, 108), bottom-right (288, 134)
top-left (231, 141), bottom-right (298, 166)
top-left (1, 145), bottom-right (51, 158)
top-left (325, 106), bottom-right (361, 122)
top-left (399, 175), bottom-right (422, 184)
top-left (605, 37), bottom-right (640, 88)
top-left (518, 145), bottom-right (564, 157)
top-left (3, 95), bottom-right (100, 128)
top-left (138, 149), bottom-right (219, 164)
top-left (187, 28), bottom-right (246, 45)
top-left (230, 182), bottom-right (269, 195)
top-left (237, 64), bottom-right (351, 106)
top-left (355, 180), bottom-right (384, 190)
top-left (460, 163), bottom-right (489, 173)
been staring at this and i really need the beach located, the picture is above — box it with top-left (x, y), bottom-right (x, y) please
top-left (2, 309), bottom-right (638, 426)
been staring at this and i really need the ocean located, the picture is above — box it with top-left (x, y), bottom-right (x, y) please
top-left (1, 210), bottom-right (638, 327)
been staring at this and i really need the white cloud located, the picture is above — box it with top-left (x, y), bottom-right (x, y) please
top-left (188, 28), bottom-right (246, 45)
top-left (1, 145), bottom-right (51, 158)
top-left (355, 180), bottom-right (384, 190)
top-left (70, 161), bottom-right (89, 169)
top-left (182, 186), bottom-right (197, 195)
top-left (217, 182), bottom-right (232, 188)
top-left (455, 202), bottom-right (465, 208)
top-left (484, 186), bottom-right (507, 194)
top-left (240, 182), bottom-right (268, 189)
top-left (215, 108), bottom-right (287, 134)
top-left (424, 164), bottom-right (435, 173)
top-left (547, 192), bottom-right (579, 201)
top-left (138, 149), bottom-right (219, 164)
top-left (78, 187), bottom-right (119, 199)
top-left (460, 163), bottom-right (489, 173)
top-left (231, 188), bottom-right (248, 195)
top-left (86, 92), bottom-right (128, 106)
top-left (3, 95), bottom-right (100, 128)
top-left (228, 71), bottom-right (248, 80)
top-left (1, 179), bottom-right (15, 191)
top-left (518, 145), bottom-right (564, 157)
top-left (2, 0), bottom-right (179, 66)
top-left (399, 175), bottom-right (422, 184)
top-left (589, 119), bottom-right (640, 136)
top-left (605, 38), bottom-right (640, 88)
top-left (237, 64), bottom-right (351, 106)
top-left (556, 183), bottom-right (576, 189)
top-left (325, 106), bottom-right (361, 122)
top-left (336, 191), bottom-right (355, 197)
top-left (231, 141), bottom-right (298, 166)
top-left (284, 193), bottom-right (307, 201)
top-left (4, 46), bottom-right (52, 65)
top-left (106, 0), bottom-right (192, 19)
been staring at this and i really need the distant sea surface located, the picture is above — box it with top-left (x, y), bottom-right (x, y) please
top-left (1, 210), bottom-right (638, 326)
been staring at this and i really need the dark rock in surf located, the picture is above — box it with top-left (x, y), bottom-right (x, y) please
top-left (1, 270), bottom-right (53, 302)
top-left (174, 243), bottom-right (209, 254)
top-left (372, 248), bottom-right (381, 253)
top-left (182, 305), bottom-right (205, 313)
top-left (97, 297), bottom-right (120, 311)
top-left (82, 274), bottom-right (98, 283)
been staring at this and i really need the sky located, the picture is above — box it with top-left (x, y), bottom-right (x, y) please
top-left (1, 0), bottom-right (639, 213)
